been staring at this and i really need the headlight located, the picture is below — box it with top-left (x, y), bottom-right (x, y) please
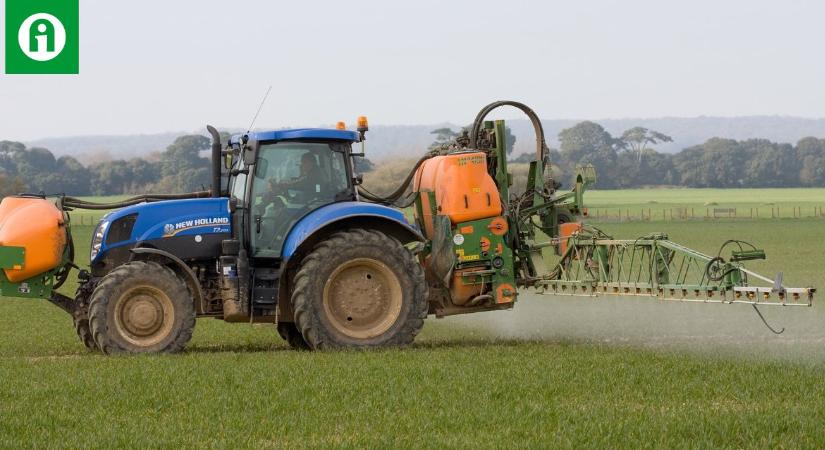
top-left (90, 220), bottom-right (109, 261)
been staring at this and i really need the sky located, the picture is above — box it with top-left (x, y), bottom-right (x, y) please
top-left (1, 0), bottom-right (824, 141)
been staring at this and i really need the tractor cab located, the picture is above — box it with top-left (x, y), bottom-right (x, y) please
top-left (226, 129), bottom-right (360, 259)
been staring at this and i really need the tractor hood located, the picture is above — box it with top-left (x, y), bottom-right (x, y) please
top-left (91, 198), bottom-right (231, 263)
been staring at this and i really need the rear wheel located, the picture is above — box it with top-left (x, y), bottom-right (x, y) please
top-left (292, 229), bottom-right (427, 350)
top-left (89, 261), bottom-right (195, 354)
top-left (277, 322), bottom-right (309, 350)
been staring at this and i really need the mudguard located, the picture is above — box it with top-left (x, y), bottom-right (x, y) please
top-left (281, 201), bottom-right (423, 260)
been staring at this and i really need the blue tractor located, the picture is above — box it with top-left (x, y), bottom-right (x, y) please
top-left (76, 121), bottom-right (428, 352)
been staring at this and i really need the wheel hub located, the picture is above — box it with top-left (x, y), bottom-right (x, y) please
top-left (114, 286), bottom-right (174, 347)
top-left (323, 258), bottom-right (402, 339)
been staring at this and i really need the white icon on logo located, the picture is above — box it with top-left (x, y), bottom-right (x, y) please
top-left (18, 13), bottom-right (66, 62)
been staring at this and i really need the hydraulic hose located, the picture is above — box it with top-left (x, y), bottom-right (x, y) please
top-left (469, 100), bottom-right (549, 163)
top-left (357, 100), bottom-right (550, 205)
top-left (356, 152), bottom-right (433, 205)
top-left (62, 191), bottom-right (212, 210)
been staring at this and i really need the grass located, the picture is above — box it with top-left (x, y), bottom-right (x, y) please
top-left (585, 187), bottom-right (825, 220)
top-left (0, 193), bottom-right (824, 448)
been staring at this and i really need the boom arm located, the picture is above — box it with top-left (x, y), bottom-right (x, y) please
top-left (528, 225), bottom-right (815, 307)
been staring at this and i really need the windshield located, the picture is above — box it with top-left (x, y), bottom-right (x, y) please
top-left (249, 141), bottom-right (351, 258)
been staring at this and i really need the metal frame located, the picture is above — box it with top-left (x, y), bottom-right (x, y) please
top-left (532, 230), bottom-right (814, 306)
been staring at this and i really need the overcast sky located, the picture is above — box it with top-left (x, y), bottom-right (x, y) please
top-left (1, 0), bottom-right (824, 140)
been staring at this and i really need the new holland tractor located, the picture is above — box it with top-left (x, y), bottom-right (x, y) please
top-left (0, 101), bottom-right (815, 354)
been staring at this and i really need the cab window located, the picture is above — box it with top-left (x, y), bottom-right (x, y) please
top-left (249, 141), bottom-right (351, 258)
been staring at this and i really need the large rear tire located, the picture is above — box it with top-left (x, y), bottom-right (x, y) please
top-left (292, 229), bottom-right (427, 350)
top-left (89, 261), bottom-right (195, 354)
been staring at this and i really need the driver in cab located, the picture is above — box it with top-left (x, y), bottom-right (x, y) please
top-left (267, 152), bottom-right (322, 204)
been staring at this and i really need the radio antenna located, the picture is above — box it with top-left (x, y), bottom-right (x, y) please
top-left (247, 85), bottom-right (272, 133)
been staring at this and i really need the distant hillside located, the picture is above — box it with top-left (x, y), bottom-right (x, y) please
top-left (25, 116), bottom-right (825, 163)
top-left (27, 132), bottom-right (185, 161)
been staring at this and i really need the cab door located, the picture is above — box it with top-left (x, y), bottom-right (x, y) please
top-left (248, 141), bottom-right (353, 258)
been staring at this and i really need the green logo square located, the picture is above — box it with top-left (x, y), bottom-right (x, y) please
top-left (5, 0), bottom-right (79, 74)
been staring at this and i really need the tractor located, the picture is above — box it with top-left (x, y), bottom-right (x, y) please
top-left (0, 101), bottom-right (815, 354)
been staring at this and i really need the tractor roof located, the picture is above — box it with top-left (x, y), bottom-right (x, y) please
top-left (229, 128), bottom-right (358, 145)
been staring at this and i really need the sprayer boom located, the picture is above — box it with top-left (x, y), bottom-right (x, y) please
top-left (531, 228), bottom-right (814, 307)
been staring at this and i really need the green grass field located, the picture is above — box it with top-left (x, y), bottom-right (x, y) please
top-left (585, 187), bottom-right (825, 220)
top-left (1, 191), bottom-right (824, 447)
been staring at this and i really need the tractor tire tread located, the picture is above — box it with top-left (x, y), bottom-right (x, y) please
top-left (292, 229), bottom-right (427, 350)
top-left (73, 315), bottom-right (96, 351)
top-left (277, 322), bottom-right (310, 350)
top-left (89, 261), bottom-right (195, 354)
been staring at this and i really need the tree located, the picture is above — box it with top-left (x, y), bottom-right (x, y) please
top-left (157, 134), bottom-right (211, 192)
top-left (0, 141), bottom-right (24, 174)
top-left (741, 139), bottom-right (796, 187)
top-left (91, 160), bottom-right (131, 195)
top-left (51, 155), bottom-right (92, 195)
top-left (796, 137), bottom-right (825, 187)
top-left (428, 128), bottom-right (458, 150)
top-left (354, 157), bottom-right (375, 173)
top-left (0, 173), bottom-right (25, 199)
top-left (558, 121), bottom-right (620, 188)
top-left (615, 149), bottom-right (675, 188)
top-left (503, 126), bottom-right (517, 155)
top-left (619, 127), bottom-right (673, 163)
top-left (673, 138), bottom-right (748, 188)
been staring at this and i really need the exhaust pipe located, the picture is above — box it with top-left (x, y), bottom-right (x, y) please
top-left (206, 125), bottom-right (222, 198)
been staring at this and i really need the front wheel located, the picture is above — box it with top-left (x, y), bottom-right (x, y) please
top-left (73, 314), bottom-right (96, 351)
top-left (89, 261), bottom-right (195, 354)
top-left (291, 229), bottom-right (428, 350)
top-left (277, 322), bottom-right (309, 350)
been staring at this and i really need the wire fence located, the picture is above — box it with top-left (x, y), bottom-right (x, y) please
top-left (587, 206), bottom-right (825, 222)
top-left (71, 214), bottom-right (107, 226)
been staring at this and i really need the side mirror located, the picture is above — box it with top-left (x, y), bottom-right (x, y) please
top-left (223, 151), bottom-right (234, 170)
top-left (354, 174), bottom-right (364, 185)
top-left (242, 136), bottom-right (259, 166)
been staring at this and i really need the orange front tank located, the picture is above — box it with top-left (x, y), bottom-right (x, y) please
top-left (0, 197), bottom-right (67, 282)
top-left (414, 152), bottom-right (502, 237)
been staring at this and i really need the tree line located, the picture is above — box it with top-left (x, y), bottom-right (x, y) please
top-left (0, 134), bottom-right (216, 198)
top-left (508, 121), bottom-right (825, 189)
top-left (0, 133), bottom-right (378, 199)
top-left (1, 120), bottom-right (824, 199)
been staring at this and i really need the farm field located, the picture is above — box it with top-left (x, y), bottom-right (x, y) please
top-left (0, 197), bottom-right (824, 447)
top-left (584, 187), bottom-right (825, 220)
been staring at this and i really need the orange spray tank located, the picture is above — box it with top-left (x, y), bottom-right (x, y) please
top-left (0, 197), bottom-right (67, 282)
top-left (413, 152), bottom-right (502, 238)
